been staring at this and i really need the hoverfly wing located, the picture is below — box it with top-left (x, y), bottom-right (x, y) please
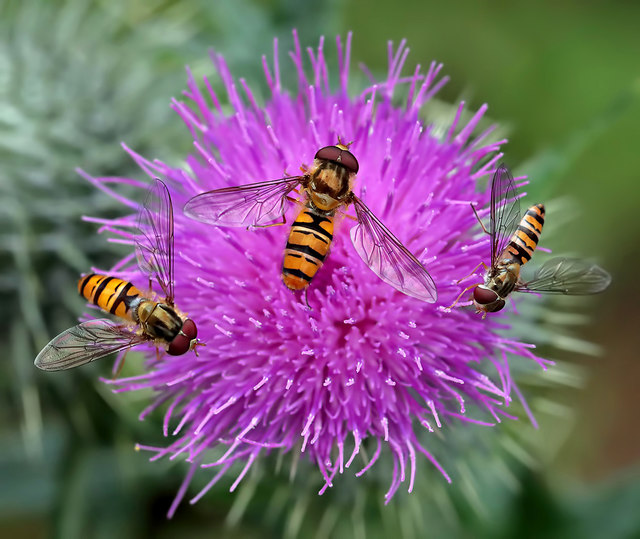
top-left (516, 257), bottom-right (611, 295)
top-left (184, 177), bottom-right (302, 228)
top-left (350, 196), bottom-right (437, 303)
top-left (489, 164), bottom-right (521, 268)
top-left (136, 178), bottom-right (175, 302)
top-left (34, 319), bottom-right (145, 372)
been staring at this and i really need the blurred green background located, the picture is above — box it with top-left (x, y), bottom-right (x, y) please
top-left (1, 0), bottom-right (638, 537)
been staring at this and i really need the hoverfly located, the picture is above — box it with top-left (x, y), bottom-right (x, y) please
top-left (35, 179), bottom-right (200, 372)
top-left (183, 143), bottom-right (437, 303)
top-left (450, 164), bottom-right (611, 316)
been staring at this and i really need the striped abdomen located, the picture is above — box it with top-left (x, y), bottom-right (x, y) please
top-left (78, 274), bottom-right (143, 321)
top-left (282, 207), bottom-right (334, 290)
top-left (501, 204), bottom-right (545, 266)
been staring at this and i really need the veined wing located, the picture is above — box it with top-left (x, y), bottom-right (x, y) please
top-left (350, 196), bottom-right (437, 303)
top-left (516, 257), bottom-right (611, 295)
top-left (34, 319), bottom-right (145, 371)
top-left (136, 178), bottom-right (175, 302)
top-left (183, 177), bottom-right (303, 228)
top-left (489, 164), bottom-right (521, 268)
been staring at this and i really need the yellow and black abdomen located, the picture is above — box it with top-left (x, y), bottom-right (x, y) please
top-left (78, 274), bottom-right (143, 321)
top-left (503, 204), bottom-right (545, 266)
top-left (282, 207), bottom-right (334, 290)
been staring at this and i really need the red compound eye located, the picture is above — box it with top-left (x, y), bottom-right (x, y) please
top-left (181, 319), bottom-right (198, 340)
top-left (167, 319), bottom-right (197, 356)
top-left (314, 145), bottom-right (359, 174)
top-left (168, 334), bottom-right (190, 356)
top-left (473, 287), bottom-right (499, 305)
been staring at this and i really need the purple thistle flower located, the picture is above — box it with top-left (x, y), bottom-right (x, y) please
top-left (81, 31), bottom-right (552, 517)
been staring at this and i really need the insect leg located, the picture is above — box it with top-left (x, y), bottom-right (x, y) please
top-left (251, 217), bottom-right (288, 229)
top-left (470, 203), bottom-right (490, 235)
top-left (303, 289), bottom-right (311, 310)
top-left (337, 209), bottom-right (357, 222)
top-left (455, 261), bottom-right (489, 285)
top-left (251, 202), bottom-right (289, 229)
top-left (250, 195), bottom-right (308, 230)
top-left (285, 194), bottom-right (307, 207)
top-left (446, 283), bottom-right (479, 310)
top-left (112, 349), bottom-right (130, 380)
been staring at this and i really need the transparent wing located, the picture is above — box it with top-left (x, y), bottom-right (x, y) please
top-left (136, 178), bottom-right (174, 302)
top-left (350, 196), bottom-right (437, 302)
top-left (183, 177), bottom-right (303, 227)
top-left (489, 164), bottom-right (521, 267)
top-left (516, 257), bottom-right (611, 295)
top-left (34, 319), bottom-right (145, 372)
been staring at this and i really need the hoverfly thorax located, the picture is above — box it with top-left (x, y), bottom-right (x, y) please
top-left (306, 186), bottom-right (342, 213)
top-left (136, 301), bottom-right (183, 341)
top-left (490, 262), bottom-right (520, 295)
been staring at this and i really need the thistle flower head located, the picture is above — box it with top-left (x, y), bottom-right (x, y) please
top-left (83, 31), bottom-right (551, 516)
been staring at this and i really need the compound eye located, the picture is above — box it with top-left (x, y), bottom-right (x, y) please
top-left (167, 319), bottom-right (198, 355)
top-left (338, 150), bottom-right (359, 174)
top-left (168, 334), bottom-right (191, 356)
top-left (315, 145), bottom-right (341, 162)
top-left (473, 287), bottom-right (499, 305)
top-left (489, 299), bottom-right (506, 312)
top-left (181, 319), bottom-right (198, 340)
top-left (314, 146), bottom-right (359, 174)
